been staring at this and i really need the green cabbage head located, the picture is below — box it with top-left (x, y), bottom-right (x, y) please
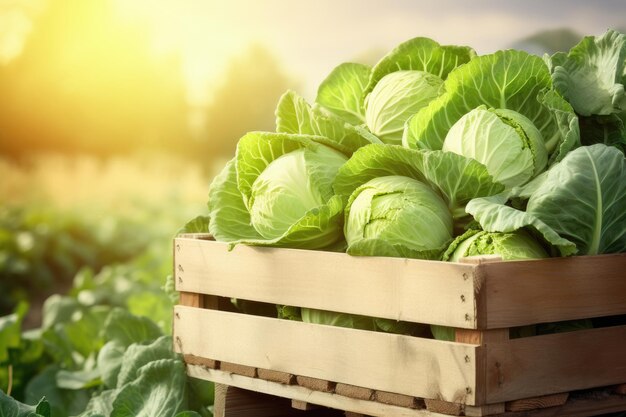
top-left (443, 229), bottom-right (549, 262)
top-left (344, 175), bottom-right (453, 258)
top-left (249, 147), bottom-right (346, 240)
top-left (208, 133), bottom-right (349, 249)
top-left (432, 229), bottom-right (549, 341)
top-left (442, 107), bottom-right (548, 188)
top-left (365, 70), bottom-right (443, 145)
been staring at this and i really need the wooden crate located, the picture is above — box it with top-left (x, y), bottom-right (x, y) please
top-left (173, 234), bottom-right (626, 417)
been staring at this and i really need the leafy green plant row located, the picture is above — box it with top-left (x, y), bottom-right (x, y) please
top-left (1, 242), bottom-right (213, 416)
top-left (0, 207), bottom-right (151, 316)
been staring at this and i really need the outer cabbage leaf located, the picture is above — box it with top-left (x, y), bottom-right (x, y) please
top-left (467, 144), bottom-right (626, 255)
top-left (466, 193), bottom-right (577, 256)
top-left (276, 90), bottom-right (381, 154)
top-left (365, 70), bottom-right (443, 145)
top-left (538, 89), bottom-right (581, 163)
top-left (210, 132), bottom-right (347, 249)
top-left (365, 37), bottom-right (476, 94)
top-left (551, 29), bottom-right (626, 116)
top-left (207, 158), bottom-right (262, 242)
top-left (315, 63), bottom-right (371, 125)
top-left (334, 144), bottom-right (504, 221)
top-left (301, 308), bottom-right (376, 330)
top-left (525, 144), bottom-right (626, 255)
top-left (110, 359), bottom-right (187, 417)
top-left (404, 50), bottom-right (578, 162)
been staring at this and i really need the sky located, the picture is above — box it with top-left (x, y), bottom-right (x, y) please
top-left (2, 0), bottom-right (626, 102)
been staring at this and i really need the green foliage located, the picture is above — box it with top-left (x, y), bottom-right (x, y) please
top-left (0, 207), bottom-right (149, 316)
top-left (467, 144), bottom-right (626, 256)
top-left (0, 390), bottom-right (50, 417)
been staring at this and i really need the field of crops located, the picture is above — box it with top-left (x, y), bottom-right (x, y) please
top-left (0, 154), bottom-right (217, 416)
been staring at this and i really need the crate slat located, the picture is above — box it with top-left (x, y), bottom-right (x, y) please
top-left (174, 237), bottom-right (479, 329)
top-left (485, 325), bottom-right (626, 403)
top-left (480, 253), bottom-right (626, 328)
top-left (174, 306), bottom-right (479, 404)
top-left (191, 366), bottom-right (452, 417)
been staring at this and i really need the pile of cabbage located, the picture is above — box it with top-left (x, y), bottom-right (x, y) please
top-left (191, 30), bottom-right (626, 336)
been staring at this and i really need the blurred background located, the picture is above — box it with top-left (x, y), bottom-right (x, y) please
top-left (1, 0), bottom-right (625, 412)
top-left (1, 0), bottom-right (625, 319)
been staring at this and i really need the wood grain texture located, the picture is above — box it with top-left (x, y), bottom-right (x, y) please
top-left (374, 391), bottom-right (421, 409)
top-left (179, 292), bottom-right (204, 308)
top-left (174, 306), bottom-right (478, 404)
top-left (189, 366), bottom-right (453, 417)
top-left (479, 253), bottom-right (626, 328)
top-left (464, 403), bottom-right (505, 416)
top-left (496, 392), bottom-right (626, 417)
top-left (220, 362), bottom-right (257, 378)
top-left (174, 237), bottom-right (478, 328)
top-left (296, 376), bottom-right (336, 393)
top-left (336, 383), bottom-right (374, 401)
top-left (485, 325), bottom-right (626, 403)
top-left (456, 329), bottom-right (508, 408)
top-left (505, 392), bottom-right (569, 412)
top-left (257, 368), bottom-right (296, 385)
top-left (423, 399), bottom-right (462, 416)
top-left (184, 354), bottom-right (219, 369)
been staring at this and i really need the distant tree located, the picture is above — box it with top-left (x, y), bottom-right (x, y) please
top-left (201, 45), bottom-right (295, 161)
top-left (0, 0), bottom-right (189, 156)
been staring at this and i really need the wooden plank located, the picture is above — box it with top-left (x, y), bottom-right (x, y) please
top-left (464, 404), bottom-right (507, 417)
top-left (220, 362), bottom-right (257, 378)
top-left (179, 292), bottom-right (204, 308)
top-left (456, 328), bottom-right (507, 413)
top-left (174, 237), bottom-right (478, 329)
top-left (374, 391), bottom-right (421, 409)
top-left (296, 376), bottom-right (336, 393)
top-left (480, 253), bottom-right (626, 328)
top-left (214, 384), bottom-right (304, 417)
top-left (292, 399), bottom-right (321, 411)
top-left (496, 392), bottom-right (626, 417)
top-left (424, 399), bottom-right (462, 416)
top-left (184, 354), bottom-right (219, 369)
top-left (214, 383), bottom-right (228, 417)
top-left (505, 392), bottom-right (569, 412)
top-left (189, 366), bottom-right (452, 417)
top-left (257, 368), bottom-right (296, 385)
top-left (174, 306), bottom-right (479, 404)
top-left (485, 325), bottom-right (626, 403)
top-left (336, 383), bottom-right (374, 401)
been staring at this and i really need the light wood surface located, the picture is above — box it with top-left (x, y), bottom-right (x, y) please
top-left (174, 237), bottom-right (478, 328)
top-left (175, 238), bottom-right (626, 330)
top-left (174, 306), bottom-right (478, 404)
top-left (190, 366), bottom-right (453, 417)
top-left (479, 253), bottom-right (626, 328)
top-left (485, 325), bottom-right (626, 403)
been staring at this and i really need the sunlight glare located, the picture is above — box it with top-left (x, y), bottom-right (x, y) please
top-left (114, 0), bottom-right (250, 105)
